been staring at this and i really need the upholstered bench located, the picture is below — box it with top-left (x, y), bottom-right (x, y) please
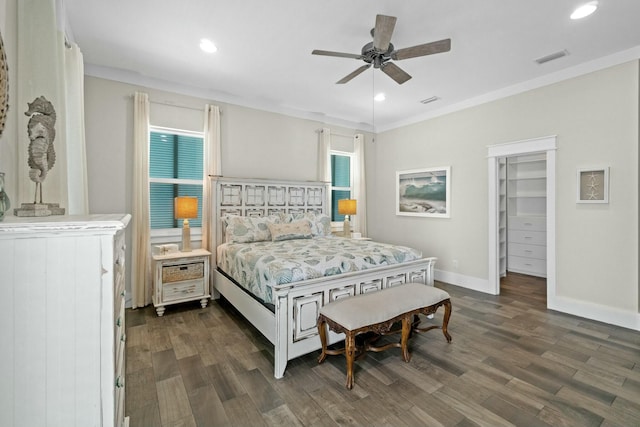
top-left (316, 283), bottom-right (452, 389)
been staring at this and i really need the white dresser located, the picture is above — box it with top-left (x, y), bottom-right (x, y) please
top-left (0, 214), bottom-right (131, 427)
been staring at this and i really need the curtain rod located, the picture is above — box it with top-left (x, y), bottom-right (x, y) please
top-left (149, 99), bottom-right (211, 112)
top-left (130, 95), bottom-right (221, 113)
top-left (316, 129), bottom-right (355, 139)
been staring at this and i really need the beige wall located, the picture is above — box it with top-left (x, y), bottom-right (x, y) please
top-left (83, 76), bottom-right (373, 216)
top-left (371, 61), bottom-right (639, 326)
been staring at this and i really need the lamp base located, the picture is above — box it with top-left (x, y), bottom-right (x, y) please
top-left (343, 217), bottom-right (350, 238)
top-left (182, 221), bottom-right (192, 252)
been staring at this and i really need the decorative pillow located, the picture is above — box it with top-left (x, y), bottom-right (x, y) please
top-left (292, 212), bottom-right (332, 236)
top-left (224, 215), bottom-right (280, 243)
top-left (267, 220), bottom-right (313, 242)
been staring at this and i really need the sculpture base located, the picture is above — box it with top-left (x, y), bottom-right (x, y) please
top-left (14, 203), bottom-right (65, 217)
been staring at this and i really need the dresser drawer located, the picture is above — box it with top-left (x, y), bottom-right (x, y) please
top-left (508, 255), bottom-right (546, 276)
top-left (509, 242), bottom-right (546, 260)
top-left (162, 278), bottom-right (205, 302)
top-left (508, 230), bottom-right (546, 246)
top-left (162, 262), bottom-right (204, 283)
top-left (508, 216), bottom-right (546, 231)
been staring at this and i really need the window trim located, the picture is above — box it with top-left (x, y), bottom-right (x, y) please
top-left (330, 150), bottom-right (354, 228)
top-left (148, 125), bottom-right (205, 239)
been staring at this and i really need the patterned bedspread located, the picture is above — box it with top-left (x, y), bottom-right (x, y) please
top-left (216, 237), bottom-right (423, 304)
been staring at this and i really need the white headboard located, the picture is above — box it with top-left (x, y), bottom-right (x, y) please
top-left (209, 176), bottom-right (330, 257)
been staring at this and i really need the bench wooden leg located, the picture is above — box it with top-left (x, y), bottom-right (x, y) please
top-left (400, 315), bottom-right (411, 362)
top-left (345, 333), bottom-right (356, 390)
top-left (317, 316), bottom-right (329, 364)
top-left (442, 299), bottom-right (453, 343)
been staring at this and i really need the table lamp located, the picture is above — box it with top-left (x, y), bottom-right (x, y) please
top-left (175, 196), bottom-right (198, 252)
top-left (337, 199), bottom-right (356, 238)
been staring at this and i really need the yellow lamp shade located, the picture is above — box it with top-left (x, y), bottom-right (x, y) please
top-left (337, 199), bottom-right (357, 216)
top-left (174, 196), bottom-right (198, 219)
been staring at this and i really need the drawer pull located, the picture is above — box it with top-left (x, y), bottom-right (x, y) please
top-left (524, 250), bottom-right (532, 253)
top-left (180, 266), bottom-right (188, 271)
top-left (115, 377), bottom-right (124, 388)
top-left (524, 236), bottom-right (532, 239)
top-left (524, 223), bottom-right (533, 226)
top-left (116, 317), bottom-right (121, 327)
top-left (121, 333), bottom-right (126, 342)
top-left (525, 263), bottom-right (532, 266)
top-left (121, 290), bottom-right (126, 297)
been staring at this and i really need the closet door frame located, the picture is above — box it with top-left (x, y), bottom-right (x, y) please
top-left (487, 135), bottom-right (557, 299)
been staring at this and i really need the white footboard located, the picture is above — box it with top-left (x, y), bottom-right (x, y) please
top-left (213, 256), bottom-right (436, 379)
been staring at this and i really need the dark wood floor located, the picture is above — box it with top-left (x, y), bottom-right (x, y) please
top-left (125, 274), bottom-right (640, 426)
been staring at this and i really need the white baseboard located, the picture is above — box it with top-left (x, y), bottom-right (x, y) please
top-left (548, 295), bottom-right (640, 332)
top-left (435, 269), bottom-right (493, 294)
top-left (436, 269), bottom-right (640, 332)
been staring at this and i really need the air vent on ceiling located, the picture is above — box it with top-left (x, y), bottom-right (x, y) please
top-left (420, 96), bottom-right (440, 104)
top-left (535, 50), bottom-right (569, 65)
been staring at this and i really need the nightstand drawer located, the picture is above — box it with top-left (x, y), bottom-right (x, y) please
top-left (162, 262), bottom-right (204, 283)
top-left (163, 278), bottom-right (205, 302)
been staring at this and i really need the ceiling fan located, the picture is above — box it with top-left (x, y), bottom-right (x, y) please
top-left (312, 14), bottom-right (451, 85)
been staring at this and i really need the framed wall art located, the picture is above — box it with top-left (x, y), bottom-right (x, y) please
top-left (576, 167), bottom-right (609, 204)
top-left (396, 166), bottom-right (451, 218)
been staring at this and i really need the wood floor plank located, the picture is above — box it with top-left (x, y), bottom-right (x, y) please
top-left (125, 278), bottom-right (640, 427)
top-left (187, 384), bottom-right (231, 427)
top-left (156, 376), bottom-right (193, 425)
top-left (236, 368), bottom-right (285, 413)
top-left (206, 362), bottom-right (247, 402)
top-left (261, 404), bottom-right (304, 427)
top-left (178, 355), bottom-right (209, 393)
top-left (152, 348), bottom-right (181, 382)
top-left (222, 394), bottom-right (268, 427)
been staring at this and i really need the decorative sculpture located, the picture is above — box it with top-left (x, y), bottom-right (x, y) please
top-left (25, 96), bottom-right (57, 204)
top-left (13, 96), bottom-right (64, 217)
top-left (0, 29), bottom-right (8, 139)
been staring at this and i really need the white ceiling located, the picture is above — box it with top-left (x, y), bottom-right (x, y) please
top-left (63, 0), bottom-right (640, 132)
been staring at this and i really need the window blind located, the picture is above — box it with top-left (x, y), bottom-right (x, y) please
top-left (331, 154), bottom-right (351, 221)
top-left (149, 131), bottom-right (204, 229)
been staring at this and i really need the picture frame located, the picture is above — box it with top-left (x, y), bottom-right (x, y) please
top-left (396, 166), bottom-right (451, 218)
top-left (576, 167), bottom-right (609, 203)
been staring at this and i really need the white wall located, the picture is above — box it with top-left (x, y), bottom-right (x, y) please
top-left (370, 61), bottom-right (639, 329)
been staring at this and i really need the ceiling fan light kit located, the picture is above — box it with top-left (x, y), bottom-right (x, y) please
top-left (312, 14), bottom-right (451, 85)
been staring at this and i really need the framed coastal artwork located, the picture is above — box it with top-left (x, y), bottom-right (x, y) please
top-left (576, 167), bottom-right (609, 203)
top-left (396, 166), bottom-right (451, 218)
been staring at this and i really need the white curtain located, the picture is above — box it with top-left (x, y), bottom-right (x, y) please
top-left (63, 41), bottom-right (89, 214)
top-left (353, 133), bottom-right (367, 236)
top-left (132, 92), bottom-right (151, 308)
top-left (318, 127), bottom-right (332, 214)
top-left (201, 104), bottom-right (221, 251)
top-left (16, 0), bottom-right (88, 214)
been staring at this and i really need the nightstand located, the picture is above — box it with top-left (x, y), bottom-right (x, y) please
top-left (152, 248), bottom-right (211, 316)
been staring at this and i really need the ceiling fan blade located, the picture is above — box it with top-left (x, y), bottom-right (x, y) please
top-left (312, 49), bottom-right (363, 60)
top-left (373, 14), bottom-right (397, 51)
top-left (336, 64), bottom-right (371, 84)
top-left (380, 62), bottom-right (411, 84)
top-left (391, 38), bottom-right (451, 61)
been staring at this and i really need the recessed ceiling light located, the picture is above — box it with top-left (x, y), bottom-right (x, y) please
top-left (374, 93), bottom-right (386, 102)
top-left (199, 38), bottom-right (217, 53)
top-left (570, 1), bottom-right (598, 20)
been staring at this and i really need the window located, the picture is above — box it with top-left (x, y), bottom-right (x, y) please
top-left (330, 151), bottom-right (353, 222)
top-left (149, 127), bottom-right (204, 231)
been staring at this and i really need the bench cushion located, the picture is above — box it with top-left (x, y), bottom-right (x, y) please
top-left (319, 283), bottom-right (450, 330)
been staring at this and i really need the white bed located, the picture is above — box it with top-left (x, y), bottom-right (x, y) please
top-left (209, 176), bottom-right (437, 378)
